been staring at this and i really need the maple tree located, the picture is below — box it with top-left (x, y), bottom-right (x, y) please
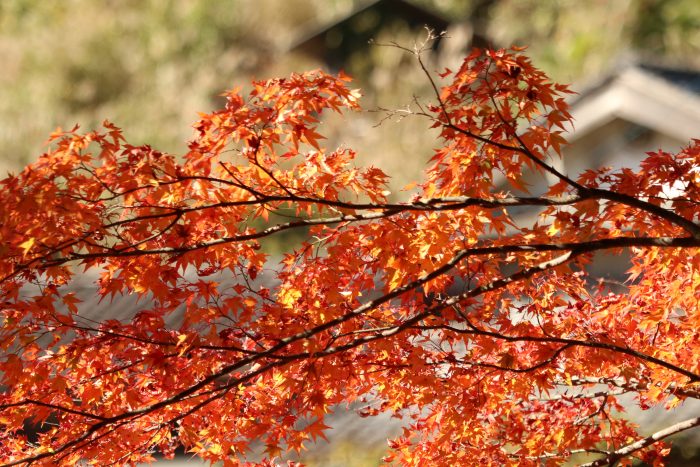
top-left (2, 42), bottom-right (700, 467)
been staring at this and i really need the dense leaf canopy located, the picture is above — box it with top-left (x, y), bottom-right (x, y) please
top-left (1, 46), bottom-right (700, 466)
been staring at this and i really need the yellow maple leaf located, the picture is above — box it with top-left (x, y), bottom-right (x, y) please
top-left (19, 237), bottom-right (35, 256)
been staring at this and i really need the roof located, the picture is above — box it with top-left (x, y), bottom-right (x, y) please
top-left (567, 63), bottom-right (700, 143)
top-left (287, 0), bottom-right (453, 67)
top-left (641, 64), bottom-right (700, 95)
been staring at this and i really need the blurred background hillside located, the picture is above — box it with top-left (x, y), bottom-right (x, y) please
top-left (2, 1), bottom-right (700, 465)
top-left (2, 0), bottom-right (699, 184)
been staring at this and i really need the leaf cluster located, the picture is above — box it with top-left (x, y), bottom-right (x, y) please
top-left (2, 45), bottom-right (700, 466)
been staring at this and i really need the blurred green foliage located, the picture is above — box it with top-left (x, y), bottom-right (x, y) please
top-left (0, 0), bottom-right (348, 170)
top-left (488, 0), bottom-right (700, 82)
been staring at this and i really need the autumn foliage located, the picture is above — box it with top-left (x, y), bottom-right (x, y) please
top-left (2, 45), bottom-right (700, 466)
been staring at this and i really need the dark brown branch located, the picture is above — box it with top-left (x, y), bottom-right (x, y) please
top-left (0, 399), bottom-right (107, 421)
top-left (559, 376), bottom-right (700, 400)
top-left (445, 313), bottom-right (700, 382)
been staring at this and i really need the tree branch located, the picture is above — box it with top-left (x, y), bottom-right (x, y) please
top-left (581, 415), bottom-right (700, 467)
